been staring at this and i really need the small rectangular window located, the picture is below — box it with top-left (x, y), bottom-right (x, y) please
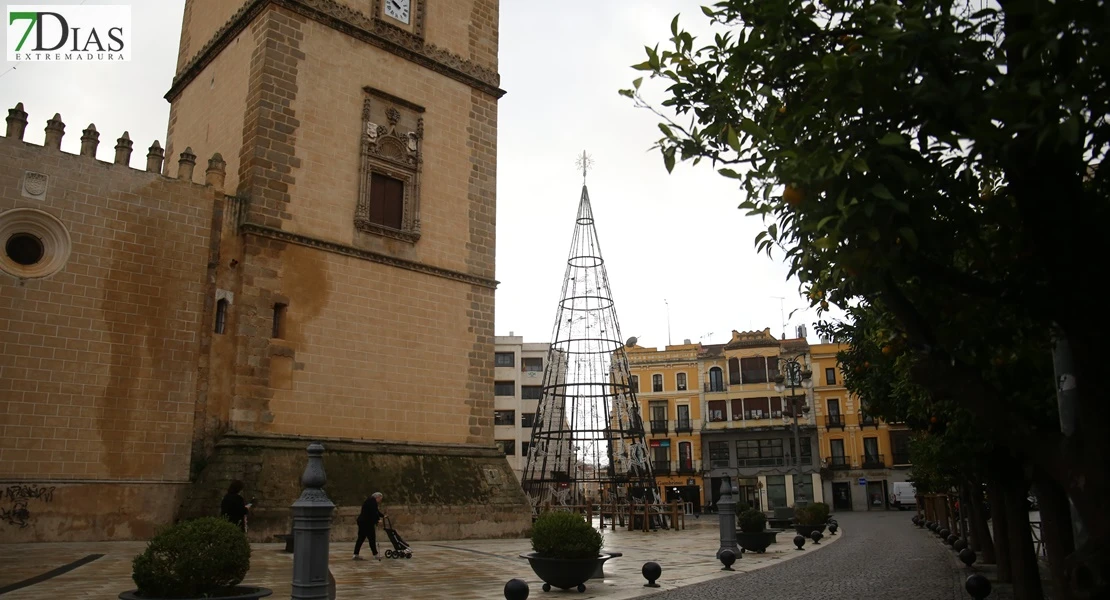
top-left (496, 439), bottom-right (516, 456)
top-left (676, 372), bottom-right (687, 391)
top-left (521, 385), bottom-right (543, 400)
top-left (825, 367), bottom-right (837, 385)
top-left (629, 375), bottom-right (639, 393)
top-left (494, 410), bottom-right (515, 426)
top-left (272, 303), bottom-right (287, 339)
top-left (521, 413), bottom-right (536, 428)
top-left (707, 400), bottom-right (727, 422)
top-left (495, 352), bottom-right (515, 367)
top-left (521, 441), bottom-right (531, 457)
top-left (652, 374), bottom-right (663, 392)
top-left (214, 299), bottom-right (229, 334)
top-left (494, 381), bottom-right (515, 396)
top-left (522, 357), bottom-right (543, 372)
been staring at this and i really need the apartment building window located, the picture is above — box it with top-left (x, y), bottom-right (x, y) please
top-left (495, 352), bottom-right (515, 367)
top-left (708, 367), bottom-right (724, 392)
top-left (495, 439), bottom-right (515, 456)
top-left (676, 404), bottom-right (692, 432)
top-left (728, 357), bottom-right (742, 385)
top-left (521, 413), bottom-right (536, 428)
top-left (676, 372), bottom-right (687, 391)
top-left (825, 367), bottom-right (837, 385)
top-left (494, 410), bottom-right (515, 426)
top-left (629, 375), bottom-right (639, 393)
top-left (766, 475), bottom-right (787, 508)
top-left (521, 442), bottom-right (531, 457)
top-left (741, 357), bottom-right (769, 384)
top-left (730, 399), bottom-right (744, 421)
top-left (494, 381), bottom-right (515, 396)
top-left (744, 397), bottom-right (770, 420)
top-left (794, 475), bottom-right (814, 504)
top-left (522, 357), bottom-right (543, 372)
top-left (736, 439), bottom-right (783, 466)
top-left (891, 430), bottom-right (912, 465)
top-left (707, 400), bottom-right (726, 422)
top-left (789, 437), bottom-right (813, 459)
top-left (652, 374), bottom-right (663, 392)
top-left (708, 441), bottom-right (730, 468)
top-left (521, 385), bottom-right (543, 400)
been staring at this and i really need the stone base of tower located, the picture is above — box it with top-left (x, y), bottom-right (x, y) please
top-left (179, 434), bottom-right (532, 542)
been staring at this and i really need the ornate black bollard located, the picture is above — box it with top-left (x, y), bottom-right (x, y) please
top-left (715, 479), bottom-right (742, 560)
top-left (291, 442), bottom-right (335, 600)
top-left (642, 562), bottom-right (661, 587)
top-left (794, 534), bottom-right (806, 550)
top-left (959, 548), bottom-right (977, 567)
top-left (504, 578), bottom-right (529, 600)
top-left (811, 530), bottom-right (823, 545)
top-left (954, 538), bottom-right (968, 552)
top-left (916, 517), bottom-right (925, 528)
top-left (947, 534), bottom-right (959, 546)
top-left (965, 573), bottom-right (992, 599)
top-left (912, 515), bottom-right (920, 525)
top-left (719, 549), bottom-right (736, 571)
top-left (829, 522), bottom-right (838, 535)
top-left (939, 528), bottom-right (951, 539)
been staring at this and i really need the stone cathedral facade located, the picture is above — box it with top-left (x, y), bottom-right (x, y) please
top-left (0, 0), bottom-right (530, 542)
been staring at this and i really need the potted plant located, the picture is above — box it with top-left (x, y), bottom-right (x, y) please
top-left (736, 508), bottom-right (777, 553)
top-left (793, 504), bottom-right (826, 538)
top-left (520, 510), bottom-right (610, 593)
top-left (119, 517), bottom-right (272, 599)
top-left (812, 502), bottom-right (832, 526)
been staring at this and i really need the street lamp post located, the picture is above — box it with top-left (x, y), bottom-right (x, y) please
top-left (774, 355), bottom-right (814, 506)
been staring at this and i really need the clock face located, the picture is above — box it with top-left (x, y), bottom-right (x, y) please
top-left (384, 0), bottom-right (411, 24)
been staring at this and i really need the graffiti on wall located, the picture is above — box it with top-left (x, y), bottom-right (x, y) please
top-left (0, 485), bottom-right (56, 528)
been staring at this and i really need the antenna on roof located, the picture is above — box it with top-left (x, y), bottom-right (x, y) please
top-left (771, 296), bottom-right (786, 339)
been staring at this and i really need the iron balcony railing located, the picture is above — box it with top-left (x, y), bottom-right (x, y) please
top-left (650, 419), bottom-right (668, 434)
top-left (675, 419), bottom-right (693, 433)
top-left (891, 451), bottom-right (911, 466)
top-left (825, 414), bottom-right (846, 430)
top-left (652, 460), bottom-right (671, 475)
top-left (860, 414), bottom-right (879, 428)
top-left (862, 454), bottom-right (886, 469)
top-left (704, 382), bottom-right (728, 393)
top-left (827, 455), bottom-right (851, 470)
top-left (676, 460), bottom-right (698, 474)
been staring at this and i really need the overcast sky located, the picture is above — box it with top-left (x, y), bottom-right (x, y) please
top-left (1, 0), bottom-right (848, 349)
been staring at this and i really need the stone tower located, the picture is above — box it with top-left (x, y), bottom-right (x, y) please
top-left (165, 0), bottom-right (528, 539)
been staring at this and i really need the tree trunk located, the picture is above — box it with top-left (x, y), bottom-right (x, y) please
top-left (959, 483), bottom-right (970, 539)
top-left (1002, 475), bottom-right (1043, 600)
top-left (989, 478), bottom-right (1013, 583)
top-left (1035, 470), bottom-right (1075, 600)
top-left (968, 480), bottom-right (995, 562)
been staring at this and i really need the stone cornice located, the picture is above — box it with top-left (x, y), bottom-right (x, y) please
top-left (240, 223), bottom-right (498, 289)
top-left (165, 0), bottom-right (506, 103)
top-left (215, 432), bottom-right (505, 458)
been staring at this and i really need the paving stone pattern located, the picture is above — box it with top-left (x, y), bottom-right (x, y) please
top-left (646, 512), bottom-right (968, 600)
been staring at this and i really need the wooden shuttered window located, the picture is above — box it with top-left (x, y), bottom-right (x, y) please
top-left (369, 172), bottom-right (404, 229)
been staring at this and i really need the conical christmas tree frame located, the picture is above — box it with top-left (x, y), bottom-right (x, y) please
top-left (521, 157), bottom-right (660, 517)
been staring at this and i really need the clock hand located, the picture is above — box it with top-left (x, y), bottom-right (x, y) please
top-left (390, 0), bottom-right (402, 8)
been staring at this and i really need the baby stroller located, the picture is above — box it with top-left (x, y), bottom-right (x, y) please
top-left (382, 516), bottom-right (412, 559)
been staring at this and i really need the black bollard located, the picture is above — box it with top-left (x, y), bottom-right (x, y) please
top-left (811, 530), bottom-right (823, 545)
top-left (954, 538), bottom-right (968, 552)
top-left (939, 528), bottom-right (950, 539)
top-left (642, 562), bottom-right (661, 587)
top-left (504, 578), bottom-right (529, 600)
top-left (965, 574), bottom-right (991, 599)
top-left (829, 522), bottom-right (838, 535)
top-left (719, 550), bottom-right (736, 571)
top-left (959, 548), bottom-right (976, 567)
top-left (794, 534), bottom-right (806, 550)
top-left (947, 534), bottom-right (958, 546)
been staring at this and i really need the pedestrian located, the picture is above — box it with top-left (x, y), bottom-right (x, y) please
top-left (353, 492), bottom-right (385, 561)
top-left (220, 480), bottom-right (253, 532)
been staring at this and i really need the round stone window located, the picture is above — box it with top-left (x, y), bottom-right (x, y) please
top-left (0, 208), bottom-right (72, 279)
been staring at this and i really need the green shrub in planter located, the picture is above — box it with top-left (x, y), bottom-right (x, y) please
top-left (131, 517), bottom-right (251, 598)
top-left (736, 501), bottom-right (751, 513)
top-left (738, 509), bottom-right (767, 533)
top-left (794, 504), bottom-right (821, 525)
top-left (811, 502), bottom-right (831, 523)
top-left (530, 511), bottom-right (603, 559)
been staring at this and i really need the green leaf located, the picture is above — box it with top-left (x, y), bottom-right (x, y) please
top-left (658, 123), bottom-right (673, 138)
top-left (737, 118), bottom-right (767, 141)
top-left (898, 227), bottom-right (919, 250)
top-left (879, 132), bottom-right (906, 146)
top-left (718, 168), bottom-right (742, 179)
top-left (813, 236), bottom-right (836, 250)
top-left (631, 61), bottom-right (654, 71)
top-left (632, 77), bottom-right (643, 90)
top-left (701, 5), bottom-right (714, 17)
top-left (852, 158), bottom-right (869, 173)
top-left (871, 183), bottom-right (894, 200)
top-left (618, 89), bottom-right (634, 98)
top-left (670, 14), bottom-right (680, 36)
top-left (1060, 117), bottom-right (1079, 146)
top-left (663, 148), bottom-right (676, 173)
top-left (727, 125), bottom-right (741, 152)
top-left (817, 215), bottom-right (837, 231)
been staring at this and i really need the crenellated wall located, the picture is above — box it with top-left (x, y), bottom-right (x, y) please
top-left (0, 104), bottom-right (228, 541)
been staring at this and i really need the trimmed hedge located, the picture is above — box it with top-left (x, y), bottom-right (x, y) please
top-left (530, 511), bottom-right (603, 559)
top-left (131, 517), bottom-right (251, 598)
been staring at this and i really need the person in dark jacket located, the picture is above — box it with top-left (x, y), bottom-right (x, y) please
top-left (220, 480), bottom-right (251, 532)
top-left (353, 492), bottom-right (385, 560)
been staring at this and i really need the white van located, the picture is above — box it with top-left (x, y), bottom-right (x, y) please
top-left (890, 482), bottom-right (917, 510)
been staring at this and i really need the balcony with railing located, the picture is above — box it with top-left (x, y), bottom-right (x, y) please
top-left (891, 451), bottom-right (911, 466)
top-left (652, 460), bottom-right (671, 475)
top-left (704, 382), bottom-right (728, 393)
top-left (675, 419), bottom-right (693, 434)
top-left (650, 419), bottom-right (668, 434)
top-left (736, 456), bottom-right (789, 468)
top-left (860, 413), bottom-right (879, 428)
top-left (825, 414), bottom-right (846, 430)
top-left (826, 455), bottom-right (851, 470)
top-left (862, 454), bottom-right (886, 469)
top-left (676, 459), bottom-right (698, 474)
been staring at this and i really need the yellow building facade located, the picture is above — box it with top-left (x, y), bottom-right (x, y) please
top-left (810, 342), bottom-right (913, 511)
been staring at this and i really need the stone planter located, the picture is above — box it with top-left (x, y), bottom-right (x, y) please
top-left (521, 553), bottom-right (612, 593)
top-left (119, 587), bottom-right (273, 600)
top-left (737, 530), bottom-right (777, 553)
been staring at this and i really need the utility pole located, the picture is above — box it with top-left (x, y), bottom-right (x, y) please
top-left (665, 299), bottom-right (672, 346)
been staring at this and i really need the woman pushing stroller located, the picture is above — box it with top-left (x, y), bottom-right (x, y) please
top-left (353, 492), bottom-right (385, 561)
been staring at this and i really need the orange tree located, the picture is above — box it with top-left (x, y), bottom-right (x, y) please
top-left (621, 0), bottom-right (1108, 592)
